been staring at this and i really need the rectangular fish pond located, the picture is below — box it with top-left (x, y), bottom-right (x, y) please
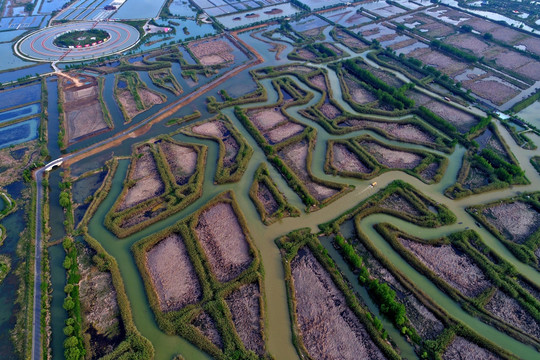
top-left (0, 118), bottom-right (39, 149)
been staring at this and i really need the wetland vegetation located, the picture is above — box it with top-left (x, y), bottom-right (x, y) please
top-left (2, 1), bottom-right (540, 360)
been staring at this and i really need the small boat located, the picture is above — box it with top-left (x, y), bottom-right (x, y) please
top-left (371, 182), bottom-right (377, 187)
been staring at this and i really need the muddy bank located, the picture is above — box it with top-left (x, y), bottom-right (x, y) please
top-left (146, 234), bottom-right (202, 312)
top-left (291, 247), bottom-right (385, 360)
top-left (195, 202), bottom-right (252, 282)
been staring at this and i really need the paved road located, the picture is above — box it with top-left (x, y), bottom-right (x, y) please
top-left (30, 43), bottom-right (259, 360)
top-left (32, 167), bottom-right (44, 360)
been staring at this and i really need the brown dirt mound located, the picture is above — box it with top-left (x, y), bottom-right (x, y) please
top-left (400, 238), bottom-right (491, 298)
top-left (195, 202), bottom-right (252, 283)
top-left (225, 283), bottom-right (264, 355)
top-left (345, 120), bottom-right (435, 145)
top-left (308, 74), bottom-right (327, 92)
top-left (146, 234), bottom-right (202, 312)
top-left (291, 247), bottom-right (386, 360)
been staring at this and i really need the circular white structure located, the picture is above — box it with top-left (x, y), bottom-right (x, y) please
top-left (16, 21), bottom-right (140, 62)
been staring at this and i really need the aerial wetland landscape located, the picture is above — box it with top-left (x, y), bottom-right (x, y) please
top-left (2, 0), bottom-right (540, 359)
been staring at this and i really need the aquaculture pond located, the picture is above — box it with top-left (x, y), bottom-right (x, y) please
top-left (0, 103), bottom-right (41, 125)
top-left (0, 118), bottom-right (39, 149)
top-left (41, 14), bottom-right (540, 360)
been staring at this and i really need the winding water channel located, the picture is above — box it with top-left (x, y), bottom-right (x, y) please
top-left (42, 27), bottom-right (540, 360)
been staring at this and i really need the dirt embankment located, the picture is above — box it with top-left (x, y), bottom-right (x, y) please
top-left (146, 234), bottom-right (202, 312)
top-left (159, 141), bottom-right (197, 185)
top-left (400, 238), bottom-right (491, 298)
top-left (195, 202), bottom-right (252, 283)
top-left (483, 201), bottom-right (540, 244)
top-left (443, 336), bottom-right (500, 360)
top-left (291, 247), bottom-right (386, 360)
top-left (225, 283), bottom-right (264, 355)
top-left (119, 145), bottom-right (164, 210)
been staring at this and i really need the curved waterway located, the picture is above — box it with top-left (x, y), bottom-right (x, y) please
top-left (70, 29), bottom-right (540, 360)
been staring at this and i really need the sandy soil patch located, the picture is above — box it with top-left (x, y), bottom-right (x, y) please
top-left (120, 146), bottom-right (164, 210)
top-left (463, 166), bottom-right (489, 189)
top-left (486, 290), bottom-right (540, 339)
top-left (380, 193), bottom-right (422, 217)
top-left (279, 141), bottom-right (338, 202)
top-left (257, 182), bottom-right (279, 215)
top-left (225, 283), bottom-right (264, 355)
top-left (281, 65), bottom-right (314, 73)
top-left (159, 141), bottom-right (198, 185)
top-left (331, 143), bottom-right (371, 174)
top-left (188, 39), bottom-right (234, 66)
top-left (443, 336), bottom-right (500, 360)
top-left (265, 123), bottom-right (305, 144)
top-left (358, 140), bottom-right (423, 169)
top-left (291, 247), bottom-right (386, 360)
top-left (406, 90), bottom-right (433, 106)
top-left (482, 201), bottom-right (540, 244)
top-left (146, 234), bottom-right (202, 312)
top-left (191, 311), bottom-right (223, 349)
top-left (195, 202), bottom-right (252, 283)
top-left (247, 108), bottom-right (286, 131)
top-left (400, 238), bottom-right (491, 298)
top-left (117, 90), bottom-right (139, 119)
top-left (308, 74), bottom-right (327, 92)
top-left (62, 75), bottom-right (108, 142)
